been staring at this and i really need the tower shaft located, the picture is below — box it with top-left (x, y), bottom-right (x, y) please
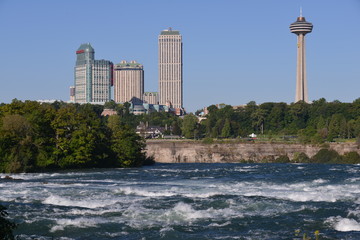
top-left (296, 34), bottom-right (308, 103)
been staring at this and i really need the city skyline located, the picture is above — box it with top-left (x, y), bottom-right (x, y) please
top-left (0, 0), bottom-right (359, 112)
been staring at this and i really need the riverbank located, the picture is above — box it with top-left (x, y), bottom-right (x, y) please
top-left (145, 140), bottom-right (360, 163)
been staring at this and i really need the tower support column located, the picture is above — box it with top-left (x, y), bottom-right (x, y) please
top-left (296, 34), bottom-right (308, 102)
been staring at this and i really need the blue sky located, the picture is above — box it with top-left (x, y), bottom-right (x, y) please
top-left (0, 0), bottom-right (359, 112)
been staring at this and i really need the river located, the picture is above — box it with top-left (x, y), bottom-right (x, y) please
top-left (1, 163), bottom-right (360, 239)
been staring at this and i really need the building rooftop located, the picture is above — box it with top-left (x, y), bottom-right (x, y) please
top-left (114, 60), bottom-right (143, 69)
top-left (160, 27), bottom-right (180, 35)
top-left (77, 43), bottom-right (94, 53)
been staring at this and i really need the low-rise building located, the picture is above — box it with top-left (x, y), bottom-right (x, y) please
top-left (143, 92), bottom-right (159, 105)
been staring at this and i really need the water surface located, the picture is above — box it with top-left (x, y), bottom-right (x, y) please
top-left (1, 163), bottom-right (360, 239)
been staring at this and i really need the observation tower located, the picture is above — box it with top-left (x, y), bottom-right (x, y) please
top-left (290, 11), bottom-right (313, 103)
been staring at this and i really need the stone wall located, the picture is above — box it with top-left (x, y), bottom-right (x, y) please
top-left (145, 140), bottom-right (360, 163)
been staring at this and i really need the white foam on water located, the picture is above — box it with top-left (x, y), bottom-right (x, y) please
top-left (346, 167), bottom-right (360, 174)
top-left (0, 172), bottom-right (52, 180)
top-left (116, 186), bottom-right (178, 197)
top-left (183, 192), bottom-right (220, 198)
top-left (170, 202), bottom-right (212, 219)
top-left (105, 232), bottom-right (129, 237)
top-left (120, 201), bottom-right (240, 230)
top-left (347, 177), bottom-right (360, 183)
top-left (326, 216), bottom-right (360, 232)
top-left (68, 208), bottom-right (121, 216)
top-left (208, 221), bottom-right (232, 227)
top-left (312, 178), bottom-right (328, 184)
top-left (234, 166), bottom-right (257, 172)
top-left (159, 226), bottom-right (175, 238)
top-left (76, 179), bottom-right (118, 184)
top-left (43, 195), bottom-right (116, 209)
top-left (50, 217), bottom-right (109, 232)
top-left (223, 180), bottom-right (359, 203)
top-left (214, 236), bottom-right (242, 240)
top-left (161, 202), bottom-right (239, 224)
top-left (348, 207), bottom-right (360, 218)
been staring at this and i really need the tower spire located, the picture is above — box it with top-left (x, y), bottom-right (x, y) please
top-left (300, 6), bottom-right (302, 17)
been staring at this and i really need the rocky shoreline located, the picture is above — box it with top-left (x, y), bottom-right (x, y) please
top-left (146, 140), bottom-right (360, 163)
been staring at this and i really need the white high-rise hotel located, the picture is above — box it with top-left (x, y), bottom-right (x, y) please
top-left (158, 28), bottom-right (183, 109)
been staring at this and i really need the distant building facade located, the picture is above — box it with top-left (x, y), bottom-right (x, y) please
top-left (74, 43), bottom-right (113, 103)
top-left (143, 92), bottom-right (159, 105)
top-left (158, 28), bottom-right (183, 109)
top-left (69, 86), bottom-right (75, 102)
top-left (113, 60), bottom-right (144, 103)
top-left (101, 108), bottom-right (117, 116)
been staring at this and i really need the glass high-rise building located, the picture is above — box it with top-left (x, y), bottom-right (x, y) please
top-left (74, 43), bottom-right (113, 103)
top-left (158, 28), bottom-right (183, 109)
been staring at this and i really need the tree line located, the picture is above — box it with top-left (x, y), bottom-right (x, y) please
top-left (85, 98), bottom-right (360, 143)
top-left (182, 98), bottom-right (360, 142)
top-left (1, 98), bottom-right (360, 172)
top-left (0, 100), bottom-right (150, 173)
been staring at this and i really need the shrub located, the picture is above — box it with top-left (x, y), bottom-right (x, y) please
top-left (274, 155), bottom-right (290, 163)
top-left (261, 155), bottom-right (275, 163)
top-left (311, 149), bottom-right (342, 163)
top-left (293, 152), bottom-right (310, 163)
top-left (202, 137), bottom-right (214, 144)
top-left (342, 152), bottom-right (360, 164)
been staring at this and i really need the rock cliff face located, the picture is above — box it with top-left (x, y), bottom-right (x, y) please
top-left (145, 141), bottom-right (360, 163)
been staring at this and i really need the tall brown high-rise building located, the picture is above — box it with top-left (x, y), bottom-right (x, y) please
top-left (113, 60), bottom-right (144, 103)
top-left (158, 28), bottom-right (183, 109)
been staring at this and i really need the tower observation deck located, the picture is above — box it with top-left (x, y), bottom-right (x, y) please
top-left (290, 16), bottom-right (313, 35)
top-left (290, 15), bottom-right (313, 103)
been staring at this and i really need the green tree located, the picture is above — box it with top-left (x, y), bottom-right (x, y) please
top-left (328, 114), bottom-right (347, 141)
top-left (288, 101), bottom-right (309, 131)
top-left (51, 104), bottom-right (104, 168)
top-left (107, 115), bottom-right (146, 167)
top-left (182, 114), bottom-right (199, 139)
top-left (0, 114), bottom-right (37, 172)
top-left (266, 102), bottom-right (287, 132)
top-left (171, 121), bottom-right (182, 135)
top-left (104, 100), bottom-right (117, 110)
top-left (221, 119), bottom-right (231, 138)
top-left (251, 108), bottom-right (266, 134)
